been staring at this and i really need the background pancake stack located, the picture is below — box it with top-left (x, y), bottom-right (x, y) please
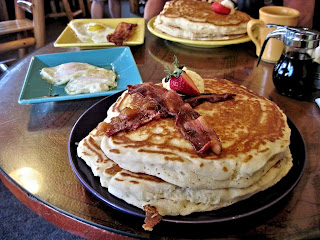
top-left (154, 0), bottom-right (251, 40)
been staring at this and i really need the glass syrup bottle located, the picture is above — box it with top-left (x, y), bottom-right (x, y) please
top-left (258, 25), bottom-right (320, 100)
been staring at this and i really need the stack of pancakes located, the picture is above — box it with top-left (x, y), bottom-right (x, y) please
top-left (154, 0), bottom-right (251, 40)
top-left (77, 78), bottom-right (292, 228)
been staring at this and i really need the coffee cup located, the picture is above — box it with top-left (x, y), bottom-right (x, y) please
top-left (247, 6), bottom-right (300, 63)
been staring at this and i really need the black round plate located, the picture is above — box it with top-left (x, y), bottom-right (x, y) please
top-left (68, 92), bottom-right (306, 224)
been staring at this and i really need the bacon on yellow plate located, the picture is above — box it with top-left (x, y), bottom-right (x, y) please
top-left (107, 22), bottom-right (137, 46)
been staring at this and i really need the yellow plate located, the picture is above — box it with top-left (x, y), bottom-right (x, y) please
top-left (54, 18), bottom-right (145, 49)
top-left (147, 16), bottom-right (251, 48)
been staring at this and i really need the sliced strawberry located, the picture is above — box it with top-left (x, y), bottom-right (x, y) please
top-left (165, 56), bottom-right (200, 96)
top-left (211, 2), bottom-right (231, 15)
top-left (170, 73), bottom-right (200, 96)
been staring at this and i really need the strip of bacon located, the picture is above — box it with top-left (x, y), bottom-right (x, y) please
top-left (184, 93), bottom-right (236, 107)
top-left (128, 83), bottom-right (222, 155)
top-left (107, 22), bottom-right (137, 46)
top-left (103, 96), bottom-right (167, 137)
top-left (175, 105), bottom-right (221, 154)
top-left (142, 205), bottom-right (162, 231)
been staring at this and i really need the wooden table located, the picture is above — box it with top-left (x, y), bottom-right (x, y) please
top-left (1, 28), bottom-right (320, 239)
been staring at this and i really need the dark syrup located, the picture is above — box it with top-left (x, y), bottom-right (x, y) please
top-left (273, 51), bottom-right (314, 100)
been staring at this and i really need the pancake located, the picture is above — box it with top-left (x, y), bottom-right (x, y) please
top-left (154, 0), bottom-right (251, 40)
top-left (77, 127), bottom-right (121, 187)
top-left (77, 78), bottom-right (293, 230)
top-left (77, 119), bottom-right (292, 217)
top-left (108, 153), bottom-right (292, 216)
top-left (101, 78), bottom-right (291, 190)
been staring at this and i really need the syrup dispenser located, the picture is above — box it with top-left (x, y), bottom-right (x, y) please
top-left (257, 25), bottom-right (320, 99)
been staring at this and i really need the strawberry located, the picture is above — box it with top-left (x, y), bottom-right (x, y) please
top-left (211, 2), bottom-right (231, 15)
top-left (169, 73), bottom-right (201, 96)
top-left (165, 56), bottom-right (200, 96)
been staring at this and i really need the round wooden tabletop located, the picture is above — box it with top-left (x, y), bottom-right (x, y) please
top-left (1, 27), bottom-right (320, 239)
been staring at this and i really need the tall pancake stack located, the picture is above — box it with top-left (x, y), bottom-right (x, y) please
top-left (77, 78), bottom-right (293, 230)
top-left (153, 0), bottom-right (251, 40)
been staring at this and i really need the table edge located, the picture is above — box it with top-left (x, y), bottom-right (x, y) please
top-left (0, 168), bottom-right (137, 240)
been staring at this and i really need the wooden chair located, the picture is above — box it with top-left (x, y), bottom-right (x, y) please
top-left (46, 0), bottom-right (87, 21)
top-left (0, 0), bottom-right (9, 21)
top-left (0, 0), bottom-right (45, 58)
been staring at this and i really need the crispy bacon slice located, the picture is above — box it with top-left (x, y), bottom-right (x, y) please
top-left (128, 83), bottom-right (222, 155)
top-left (103, 96), bottom-right (167, 137)
top-left (184, 93), bottom-right (236, 107)
top-left (142, 205), bottom-right (162, 231)
top-left (105, 83), bottom-right (235, 155)
top-left (175, 104), bottom-right (221, 154)
top-left (107, 22), bottom-right (137, 46)
top-left (128, 83), bottom-right (185, 115)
